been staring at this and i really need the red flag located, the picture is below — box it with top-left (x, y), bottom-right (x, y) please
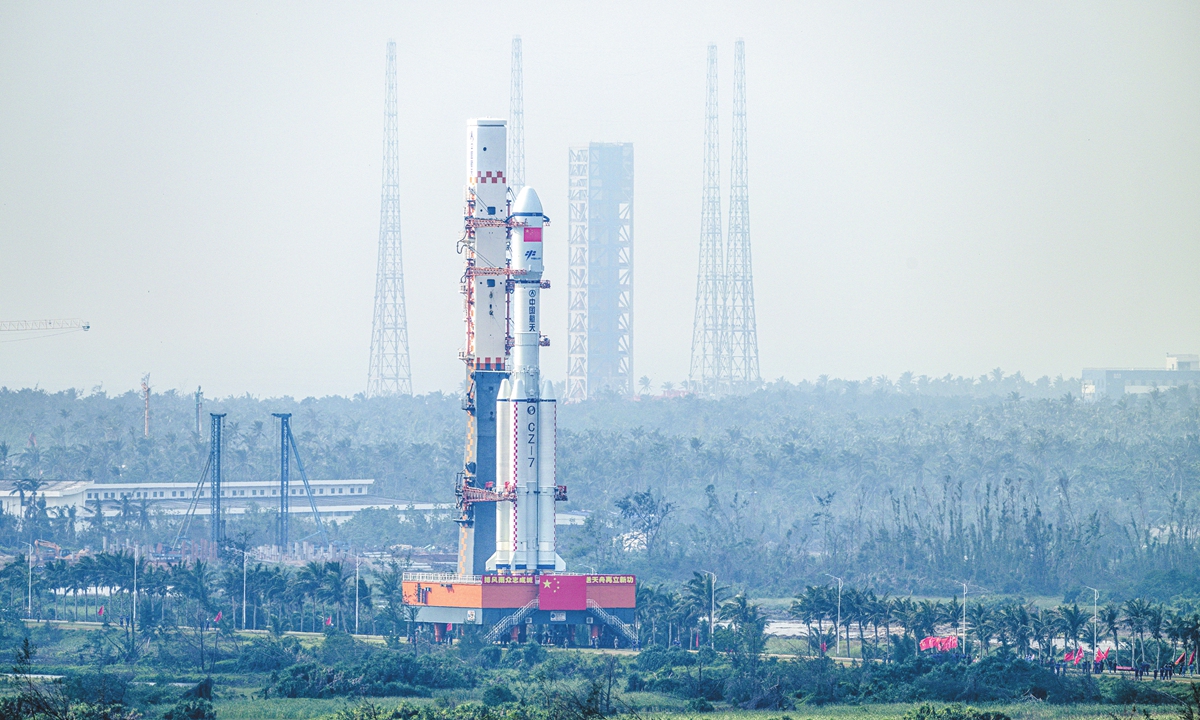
top-left (1064, 649), bottom-right (1073, 662)
top-left (213, 611), bottom-right (222, 623)
top-left (920, 636), bottom-right (936, 651)
top-left (538, 575), bottom-right (587, 611)
top-left (1190, 652), bottom-right (1196, 664)
top-left (820, 642), bottom-right (827, 652)
top-left (1073, 648), bottom-right (1083, 665)
top-left (325, 616), bottom-right (332, 626)
top-left (97, 606), bottom-right (104, 616)
top-left (1175, 652), bottom-right (1186, 665)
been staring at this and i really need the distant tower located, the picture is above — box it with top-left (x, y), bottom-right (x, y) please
top-left (368, 39), bottom-right (413, 397)
top-left (689, 44), bottom-right (727, 394)
top-left (567, 143), bottom-right (634, 400)
top-left (726, 40), bottom-right (760, 387)
top-left (209, 413), bottom-right (226, 548)
top-left (508, 36), bottom-right (525, 192)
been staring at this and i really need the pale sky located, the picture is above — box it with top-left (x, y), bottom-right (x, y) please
top-left (2, 2), bottom-right (1197, 397)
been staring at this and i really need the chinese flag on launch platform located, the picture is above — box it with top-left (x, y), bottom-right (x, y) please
top-left (538, 575), bottom-right (586, 611)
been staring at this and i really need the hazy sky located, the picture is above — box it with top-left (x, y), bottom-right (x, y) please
top-left (2, 2), bottom-right (1198, 397)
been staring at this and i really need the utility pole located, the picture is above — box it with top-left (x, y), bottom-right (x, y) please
top-left (141, 374), bottom-right (151, 437)
top-left (355, 553), bottom-right (360, 635)
top-left (26, 543), bottom-right (33, 619)
top-left (242, 548), bottom-right (248, 630)
top-left (194, 387), bottom-right (202, 437)
top-left (961, 582), bottom-right (969, 653)
top-left (701, 570), bottom-right (717, 649)
top-left (132, 545), bottom-right (138, 642)
top-left (825, 573), bottom-right (843, 657)
top-left (1085, 585), bottom-right (1100, 669)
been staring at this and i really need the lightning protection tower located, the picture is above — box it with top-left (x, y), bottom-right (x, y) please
top-left (567, 143), bottom-right (634, 400)
top-left (368, 39), bottom-right (413, 397)
top-left (726, 39), bottom-right (760, 387)
top-left (209, 413), bottom-right (226, 548)
top-left (689, 44), bottom-right (728, 394)
top-left (508, 36), bottom-right (525, 193)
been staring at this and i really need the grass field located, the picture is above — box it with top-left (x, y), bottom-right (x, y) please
top-left (208, 697), bottom-right (1182, 720)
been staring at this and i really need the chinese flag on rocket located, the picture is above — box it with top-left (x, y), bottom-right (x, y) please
top-left (538, 575), bottom-right (586, 610)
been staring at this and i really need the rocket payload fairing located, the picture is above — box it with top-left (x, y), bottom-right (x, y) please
top-left (459, 118), bottom-right (564, 574)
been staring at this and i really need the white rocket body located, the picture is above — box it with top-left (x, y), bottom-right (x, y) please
top-left (487, 187), bottom-right (564, 573)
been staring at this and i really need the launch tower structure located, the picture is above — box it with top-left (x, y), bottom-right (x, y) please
top-left (566, 144), bottom-right (634, 401)
top-left (457, 119), bottom-right (513, 576)
top-left (368, 39), bottom-right (413, 397)
top-left (508, 37), bottom-right (525, 193)
top-left (689, 41), bottom-right (760, 394)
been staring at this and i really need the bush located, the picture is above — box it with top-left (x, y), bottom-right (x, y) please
top-left (686, 697), bottom-right (714, 712)
top-left (162, 698), bottom-right (216, 720)
top-left (904, 703), bottom-right (1012, 720)
top-left (265, 648), bottom-right (475, 698)
top-left (237, 636), bottom-right (299, 672)
top-left (482, 684), bottom-right (518, 706)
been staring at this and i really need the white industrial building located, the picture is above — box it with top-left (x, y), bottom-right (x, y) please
top-left (1082, 353), bottom-right (1200, 400)
top-left (0, 478), bottom-right (459, 522)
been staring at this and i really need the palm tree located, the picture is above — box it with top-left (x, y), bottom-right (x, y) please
top-left (1147, 603), bottom-right (1165, 672)
top-left (1101, 603), bottom-right (1121, 667)
top-left (296, 561), bottom-right (325, 632)
top-left (967, 603), bottom-right (994, 658)
top-left (684, 571), bottom-right (728, 648)
top-left (1125, 599), bottom-right (1151, 665)
top-left (1060, 604), bottom-right (1089, 658)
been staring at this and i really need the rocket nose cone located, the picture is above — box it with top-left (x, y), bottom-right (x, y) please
top-left (512, 376), bottom-right (528, 399)
top-left (498, 378), bottom-right (513, 399)
top-left (540, 380), bottom-right (556, 400)
top-left (512, 186), bottom-right (543, 217)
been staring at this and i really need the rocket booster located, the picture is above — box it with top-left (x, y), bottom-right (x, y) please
top-left (488, 187), bottom-right (564, 573)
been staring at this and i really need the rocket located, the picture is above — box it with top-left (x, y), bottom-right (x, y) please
top-left (488, 186), bottom-right (565, 572)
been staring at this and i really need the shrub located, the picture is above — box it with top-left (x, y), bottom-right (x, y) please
top-left (237, 636), bottom-right (299, 672)
top-left (162, 698), bottom-right (216, 720)
top-left (904, 703), bottom-right (1012, 720)
top-left (482, 684), bottom-right (518, 706)
top-left (686, 697), bottom-right (714, 712)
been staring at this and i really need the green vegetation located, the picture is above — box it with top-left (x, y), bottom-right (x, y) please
top-left (3, 380), bottom-right (1200, 718)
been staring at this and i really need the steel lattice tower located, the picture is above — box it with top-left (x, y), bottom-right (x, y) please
top-left (368, 40), bottom-right (413, 397)
top-left (566, 147), bottom-right (589, 402)
top-left (726, 40), bottom-right (760, 387)
top-left (690, 44), bottom-right (728, 393)
top-left (508, 36), bottom-right (525, 192)
top-left (567, 144), bottom-right (634, 401)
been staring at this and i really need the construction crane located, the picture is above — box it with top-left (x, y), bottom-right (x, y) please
top-left (0, 319), bottom-right (90, 332)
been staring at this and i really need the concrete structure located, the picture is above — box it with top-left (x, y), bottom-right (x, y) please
top-left (566, 142), bottom-right (634, 401)
top-left (1082, 354), bottom-right (1200, 400)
